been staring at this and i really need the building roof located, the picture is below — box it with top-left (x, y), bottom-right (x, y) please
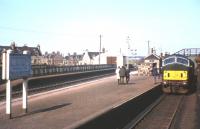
top-left (88, 52), bottom-right (99, 59)
top-left (65, 54), bottom-right (83, 60)
top-left (0, 45), bottom-right (42, 56)
top-left (144, 54), bottom-right (160, 60)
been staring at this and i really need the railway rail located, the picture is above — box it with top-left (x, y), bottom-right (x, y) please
top-left (125, 95), bottom-right (184, 129)
top-left (75, 85), bottom-right (162, 129)
top-left (0, 68), bottom-right (114, 101)
top-left (75, 85), bottom-right (194, 129)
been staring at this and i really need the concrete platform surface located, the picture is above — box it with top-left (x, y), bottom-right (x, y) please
top-left (0, 75), bottom-right (160, 129)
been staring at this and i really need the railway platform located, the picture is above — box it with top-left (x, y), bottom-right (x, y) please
top-left (0, 75), bottom-right (160, 129)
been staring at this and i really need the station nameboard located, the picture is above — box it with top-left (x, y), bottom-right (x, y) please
top-left (8, 53), bottom-right (31, 80)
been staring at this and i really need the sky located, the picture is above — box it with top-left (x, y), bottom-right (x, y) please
top-left (0, 0), bottom-right (200, 56)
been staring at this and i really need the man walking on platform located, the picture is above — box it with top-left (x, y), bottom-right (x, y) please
top-left (152, 63), bottom-right (158, 84)
top-left (119, 66), bottom-right (126, 84)
top-left (125, 67), bottom-right (130, 84)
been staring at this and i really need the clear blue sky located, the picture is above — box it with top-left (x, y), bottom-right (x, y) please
top-left (0, 0), bottom-right (200, 56)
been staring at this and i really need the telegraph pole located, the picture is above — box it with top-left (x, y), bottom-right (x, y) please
top-left (99, 35), bottom-right (102, 64)
top-left (147, 40), bottom-right (150, 55)
top-left (126, 36), bottom-right (130, 69)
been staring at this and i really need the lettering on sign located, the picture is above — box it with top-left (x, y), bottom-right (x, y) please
top-left (9, 54), bottom-right (31, 80)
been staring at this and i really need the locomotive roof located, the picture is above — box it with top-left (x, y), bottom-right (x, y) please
top-left (162, 54), bottom-right (195, 67)
top-left (164, 54), bottom-right (189, 60)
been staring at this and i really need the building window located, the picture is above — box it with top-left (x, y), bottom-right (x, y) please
top-left (150, 60), bottom-right (154, 62)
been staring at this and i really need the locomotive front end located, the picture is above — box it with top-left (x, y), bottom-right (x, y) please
top-left (162, 54), bottom-right (192, 94)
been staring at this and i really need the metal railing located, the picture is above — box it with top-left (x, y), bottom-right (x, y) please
top-left (0, 64), bottom-right (116, 82)
top-left (174, 48), bottom-right (200, 57)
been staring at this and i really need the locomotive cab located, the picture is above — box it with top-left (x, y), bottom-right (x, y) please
top-left (162, 54), bottom-right (194, 93)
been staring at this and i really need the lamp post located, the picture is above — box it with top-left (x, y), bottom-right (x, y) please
top-left (99, 34), bottom-right (102, 64)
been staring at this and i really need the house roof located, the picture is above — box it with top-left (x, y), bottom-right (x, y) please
top-left (144, 54), bottom-right (160, 60)
top-left (88, 52), bottom-right (99, 59)
top-left (0, 45), bottom-right (42, 56)
top-left (65, 54), bottom-right (83, 60)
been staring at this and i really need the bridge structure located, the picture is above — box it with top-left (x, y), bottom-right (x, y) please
top-left (174, 48), bottom-right (200, 57)
top-left (174, 48), bottom-right (200, 69)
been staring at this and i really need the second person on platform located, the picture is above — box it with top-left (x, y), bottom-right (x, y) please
top-left (119, 66), bottom-right (126, 84)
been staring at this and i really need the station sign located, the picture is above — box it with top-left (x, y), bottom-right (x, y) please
top-left (9, 53), bottom-right (31, 80)
top-left (2, 50), bottom-right (31, 80)
top-left (1, 49), bottom-right (31, 118)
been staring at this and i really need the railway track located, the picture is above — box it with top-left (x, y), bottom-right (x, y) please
top-left (125, 94), bottom-right (184, 129)
top-left (0, 72), bottom-right (114, 101)
top-left (75, 85), bottom-right (163, 129)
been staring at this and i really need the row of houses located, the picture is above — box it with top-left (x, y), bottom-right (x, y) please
top-left (0, 43), bottom-right (117, 66)
top-left (0, 43), bottom-right (167, 75)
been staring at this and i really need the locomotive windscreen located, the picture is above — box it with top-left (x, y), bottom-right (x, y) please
top-left (177, 57), bottom-right (189, 66)
top-left (163, 57), bottom-right (175, 66)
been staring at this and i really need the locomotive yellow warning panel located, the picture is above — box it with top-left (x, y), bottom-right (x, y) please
top-left (163, 70), bottom-right (188, 80)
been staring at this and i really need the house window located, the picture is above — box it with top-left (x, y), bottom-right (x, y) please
top-left (150, 60), bottom-right (154, 63)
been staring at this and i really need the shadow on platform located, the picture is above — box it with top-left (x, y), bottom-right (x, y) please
top-left (118, 82), bottom-right (136, 85)
top-left (13, 103), bottom-right (71, 119)
top-left (126, 82), bottom-right (136, 85)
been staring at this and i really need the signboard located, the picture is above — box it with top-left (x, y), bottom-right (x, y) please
top-left (8, 53), bottom-right (31, 80)
top-left (1, 49), bottom-right (31, 118)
